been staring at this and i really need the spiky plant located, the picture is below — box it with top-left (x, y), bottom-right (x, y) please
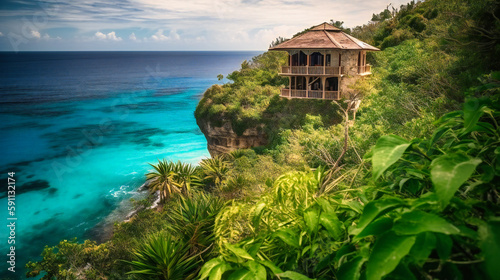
top-left (199, 156), bottom-right (230, 187)
top-left (146, 159), bottom-right (180, 204)
top-left (171, 161), bottom-right (201, 196)
top-left (167, 192), bottom-right (225, 256)
top-left (125, 232), bottom-right (199, 280)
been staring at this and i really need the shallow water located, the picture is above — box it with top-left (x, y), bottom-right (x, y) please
top-left (0, 51), bottom-right (259, 278)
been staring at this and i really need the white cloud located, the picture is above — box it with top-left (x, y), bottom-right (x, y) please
top-left (94, 31), bottom-right (122, 41)
top-left (31, 30), bottom-right (41, 39)
top-left (0, 32), bottom-right (3, 37)
top-left (129, 32), bottom-right (140, 42)
top-left (150, 29), bottom-right (180, 41)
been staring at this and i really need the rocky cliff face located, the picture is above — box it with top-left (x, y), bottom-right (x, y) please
top-left (197, 119), bottom-right (268, 156)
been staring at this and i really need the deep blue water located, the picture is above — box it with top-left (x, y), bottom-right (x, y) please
top-left (0, 51), bottom-right (260, 279)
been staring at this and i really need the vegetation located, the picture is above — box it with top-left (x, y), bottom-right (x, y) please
top-left (26, 0), bottom-right (499, 279)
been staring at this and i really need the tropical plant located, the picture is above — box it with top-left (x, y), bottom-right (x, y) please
top-left (125, 232), bottom-right (200, 280)
top-left (167, 192), bottom-right (226, 257)
top-left (146, 159), bottom-right (180, 204)
top-left (200, 155), bottom-right (230, 188)
top-left (171, 161), bottom-right (201, 195)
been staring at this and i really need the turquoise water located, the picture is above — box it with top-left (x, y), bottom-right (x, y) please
top-left (0, 51), bottom-right (260, 278)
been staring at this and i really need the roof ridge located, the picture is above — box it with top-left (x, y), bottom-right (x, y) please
top-left (323, 30), bottom-right (341, 48)
top-left (343, 32), bottom-right (364, 49)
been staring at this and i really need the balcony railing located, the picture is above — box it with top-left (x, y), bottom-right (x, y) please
top-left (357, 64), bottom-right (372, 75)
top-left (280, 88), bottom-right (341, 100)
top-left (281, 66), bottom-right (343, 75)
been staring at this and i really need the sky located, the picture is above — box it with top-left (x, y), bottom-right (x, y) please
top-left (0, 0), bottom-right (412, 51)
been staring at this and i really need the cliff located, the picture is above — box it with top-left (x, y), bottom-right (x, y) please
top-left (196, 117), bottom-right (268, 156)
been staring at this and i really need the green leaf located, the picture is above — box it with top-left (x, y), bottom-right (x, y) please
top-left (199, 257), bottom-right (225, 280)
top-left (462, 100), bottom-right (487, 134)
top-left (244, 261), bottom-right (267, 280)
top-left (209, 263), bottom-right (233, 280)
top-left (393, 211), bottom-right (460, 235)
top-left (316, 198), bottom-right (336, 215)
top-left (479, 218), bottom-right (500, 279)
top-left (319, 212), bottom-right (344, 240)
top-left (435, 233), bottom-right (452, 260)
top-left (351, 198), bottom-right (404, 235)
top-left (337, 256), bottom-right (365, 280)
top-left (227, 268), bottom-right (254, 280)
top-left (387, 262), bottom-right (416, 280)
top-left (430, 154), bottom-right (481, 207)
top-left (278, 271), bottom-right (315, 280)
top-left (224, 243), bottom-right (254, 260)
top-left (275, 228), bottom-right (300, 248)
top-left (372, 135), bottom-right (411, 180)
top-left (252, 203), bottom-right (266, 230)
top-left (304, 207), bottom-right (320, 235)
top-left (409, 232), bottom-right (436, 265)
top-left (366, 231), bottom-right (417, 280)
top-left (354, 217), bottom-right (393, 240)
top-left (257, 260), bottom-right (283, 275)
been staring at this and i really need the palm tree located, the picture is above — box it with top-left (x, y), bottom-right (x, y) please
top-left (146, 160), bottom-right (180, 205)
top-left (125, 232), bottom-right (199, 280)
top-left (199, 155), bottom-right (229, 187)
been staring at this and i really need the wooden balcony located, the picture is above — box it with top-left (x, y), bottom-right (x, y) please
top-left (280, 88), bottom-right (341, 100)
top-left (358, 64), bottom-right (372, 75)
top-left (281, 66), bottom-right (343, 76)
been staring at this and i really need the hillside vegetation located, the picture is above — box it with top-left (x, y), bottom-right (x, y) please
top-left (26, 0), bottom-right (499, 279)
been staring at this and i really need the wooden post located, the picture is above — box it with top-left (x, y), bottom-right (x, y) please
top-left (322, 77), bottom-right (325, 99)
top-left (306, 76), bottom-right (309, 98)
top-left (306, 54), bottom-right (310, 74)
top-left (323, 51), bottom-right (326, 75)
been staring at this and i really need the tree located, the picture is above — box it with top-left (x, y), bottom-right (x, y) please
top-left (146, 160), bottom-right (180, 204)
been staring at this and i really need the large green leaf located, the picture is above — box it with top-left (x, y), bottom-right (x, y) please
top-left (435, 233), bottom-right (452, 260)
top-left (351, 198), bottom-right (404, 235)
top-left (257, 260), bottom-right (283, 275)
top-left (479, 219), bottom-right (500, 279)
top-left (278, 271), bottom-right (315, 280)
top-left (337, 256), bottom-right (365, 280)
top-left (209, 263), bottom-right (233, 280)
top-left (244, 261), bottom-right (267, 280)
top-left (409, 232), bottom-right (437, 265)
top-left (393, 211), bottom-right (460, 235)
top-left (371, 135), bottom-right (411, 180)
top-left (227, 268), bottom-right (255, 280)
top-left (430, 154), bottom-right (481, 207)
top-left (224, 243), bottom-right (254, 260)
top-left (354, 217), bottom-right (393, 240)
top-left (275, 228), bottom-right (300, 248)
top-left (199, 257), bottom-right (224, 280)
top-left (319, 212), bottom-right (344, 240)
top-left (304, 207), bottom-right (320, 235)
top-left (366, 231), bottom-right (417, 280)
top-left (462, 100), bottom-right (487, 134)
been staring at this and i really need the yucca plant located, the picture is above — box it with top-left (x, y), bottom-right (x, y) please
top-left (125, 232), bottom-right (200, 280)
top-left (171, 161), bottom-right (201, 196)
top-left (167, 192), bottom-right (225, 256)
top-left (146, 159), bottom-right (180, 204)
top-left (200, 155), bottom-right (230, 188)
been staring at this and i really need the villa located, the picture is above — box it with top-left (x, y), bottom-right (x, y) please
top-left (269, 22), bottom-right (379, 100)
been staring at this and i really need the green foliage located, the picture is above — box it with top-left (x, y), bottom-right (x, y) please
top-left (200, 155), bottom-right (230, 188)
top-left (125, 232), bottom-right (200, 280)
top-left (146, 159), bottom-right (201, 204)
top-left (26, 239), bottom-right (113, 279)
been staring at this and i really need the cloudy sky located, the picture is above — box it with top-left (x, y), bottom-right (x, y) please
top-left (0, 0), bottom-right (411, 51)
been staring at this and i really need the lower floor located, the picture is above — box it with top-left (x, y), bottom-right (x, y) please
top-left (282, 76), bottom-right (342, 100)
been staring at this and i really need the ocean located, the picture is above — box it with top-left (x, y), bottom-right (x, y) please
top-left (0, 51), bottom-right (260, 279)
